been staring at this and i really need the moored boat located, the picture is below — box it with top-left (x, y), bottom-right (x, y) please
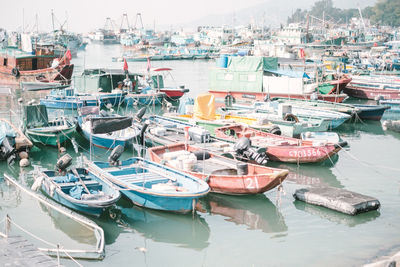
top-left (148, 143), bottom-right (289, 195)
top-left (0, 46), bottom-right (74, 86)
top-left (23, 104), bottom-right (76, 146)
top-left (86, 156), bottom-right (210, 213)
top-left (214, 124), bottom-right (344, 163)
top-left (78, 106), bottom-right (139, 150)
top-left (34, 154), bottom-right (120, 217)
top-left (0, 118), bottom-right (33, 164)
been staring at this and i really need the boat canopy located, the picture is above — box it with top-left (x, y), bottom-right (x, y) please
top-left (24, 105), bottom-right (49, 128)
top-left (90, 116), bottom-right (133, 134)
top-left (193, 94), bottom-right (216, 120)
top-left (265, 69), bottom-right (311, 79)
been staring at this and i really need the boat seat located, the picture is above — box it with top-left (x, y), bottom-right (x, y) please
top-left (116, 172), bottom-right (168, 184)
top-left (58, 180), bottom-right (100, 189)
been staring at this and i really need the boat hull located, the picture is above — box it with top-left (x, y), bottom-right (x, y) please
top-left (87, 158), bottom-right (209, 213)
top-left (353, 104), bottom-right (391, 121)
top-left (344, 86), bottom-right (400, 100)
top-left (125, 93), bottom-right (164, 106)
top-left (148, 143), bottom-right (289, 195)
top-left (160, 88), bottom-right (189, 100)
top-left (26, 126), bottom-right (76, 146)
top-left (0, 64), bottom-right (74, 86)
top-left (208, 90), bottom-right (348, 103)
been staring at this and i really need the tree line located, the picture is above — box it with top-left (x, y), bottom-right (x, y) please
top-left (287, 0), bottom-right (400, 27)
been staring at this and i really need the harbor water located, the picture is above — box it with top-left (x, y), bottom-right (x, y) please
top-left (1, 44), bottom-right (400, 266)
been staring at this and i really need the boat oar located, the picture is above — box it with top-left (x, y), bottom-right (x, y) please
top-left (71, 167), bottom-right (92, 195)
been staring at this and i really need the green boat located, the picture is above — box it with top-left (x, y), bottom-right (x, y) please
top-left (23, 105), bottom-right (76, 146)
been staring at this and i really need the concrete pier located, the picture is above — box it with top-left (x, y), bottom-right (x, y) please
top-left (0, 235), bottom-right (59, 266)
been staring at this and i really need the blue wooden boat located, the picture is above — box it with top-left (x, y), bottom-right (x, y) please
top-left (40, 88), bottom-right (98, 109)
top-left (352, 104), bottom-right (391, 121)
top-left (37, 166), bottom-right (121, 217)
top-left (87, 157), bottom-right (210, 213)
top-left (78, 106), bottom-right (140, 149)
top-left (95, 90), bottom-right (127, 107)
top-left (124, 91), bottom-right (165, 106)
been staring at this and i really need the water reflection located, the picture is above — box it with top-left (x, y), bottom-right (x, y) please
top-left (337, 120), bottom-right (385, 137)
top-left (270, 163), bottom-right (343, 188)
top-left (39, 203), bottom-right (98, 245)
top-left (0, 176), bottom-right (22, 208)
top-left (197, 194), bottom-right (287, 234)
top-left (107, 198), bottom-right (210, 250)
top-left (293, 201), bottom-right (380, 227)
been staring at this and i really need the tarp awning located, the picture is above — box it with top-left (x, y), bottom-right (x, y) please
top-left (24, 105), bottom-right (49, 129)
top-left (194, 94), bottom-right (216, 120)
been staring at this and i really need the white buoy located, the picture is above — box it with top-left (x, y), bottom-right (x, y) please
top-left (19, 151), bottom-right (29, 159)
top-left (19, 158), bottom-right (30, 167)
top-left (59, 147), bottom-right (67, 154)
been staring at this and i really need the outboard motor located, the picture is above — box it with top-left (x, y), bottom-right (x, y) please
top-left (0, 136), bottom-right (17, 165)
top-left (108, 145), bottom-right (124, 166)
top-left (233, 137), bottom-right (268, 165)
top-left (138, 120), bottom-right (150, 147)
top-left (56, 153), bottom-right (72, 173)
top-left (135, 107), bottom-right (147, 122)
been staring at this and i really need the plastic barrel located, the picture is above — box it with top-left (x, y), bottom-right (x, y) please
top-left (217, 54), bottom-right (229, 68)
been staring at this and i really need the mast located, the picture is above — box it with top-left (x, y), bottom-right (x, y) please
top-left (36, 14), bottom-right (39, 33)
top-left (22, 8), bottom-right (25, 33)
top-left (51, 9), bottom-right (55, 32)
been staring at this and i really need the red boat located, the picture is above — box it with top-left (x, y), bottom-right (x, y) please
top-left (149, 67), bottom-right (189, 100)
top-left (0, 46), bottom-right (74, 86)
top-left (344, 86), bottom-right (400, 100)
top-left (214, 124), bottom-right (344, 163)
top-left (148, 143), bottom-right (289, 195)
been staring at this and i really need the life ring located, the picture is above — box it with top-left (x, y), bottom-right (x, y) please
top-left (224, 94), bottom-right (236, 107)
top-left (283, 113), bottom-right (299, 123)
top-left (269, 126), bottom-right (281, 135)
top-left (11, 68), bottom-right (20, 78)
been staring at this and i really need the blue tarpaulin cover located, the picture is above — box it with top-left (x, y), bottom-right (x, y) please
top-left (0, 121), bottom-right (16, 145)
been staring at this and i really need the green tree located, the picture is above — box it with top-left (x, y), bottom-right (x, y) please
top-left (371, 0), bottom-right (400, 26)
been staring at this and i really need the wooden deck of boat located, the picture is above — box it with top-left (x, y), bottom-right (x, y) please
top-left (0, 235), bottom-right (59, 266)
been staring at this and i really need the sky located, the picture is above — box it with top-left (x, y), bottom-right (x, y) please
top-left (1, 0), bottom-right (376, 33)
top-left (1, 0), bottom-right (267, 33)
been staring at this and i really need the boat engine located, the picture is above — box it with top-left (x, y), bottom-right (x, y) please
top-left (0, 136), bottom-right (17, 165)
top-left (233, 137), bottom-right (268, 165)
top-left (135, 107), bottom-right (147, 122)
top-left (56, 153), bottom-right (72, 173)
top-left (108, 145), bottom-right (124, 166)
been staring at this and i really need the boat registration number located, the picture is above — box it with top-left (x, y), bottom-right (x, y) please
top-left (245, 177), bottom-right (259, 189)
top-left (288, 149), bottom-right (322, 158)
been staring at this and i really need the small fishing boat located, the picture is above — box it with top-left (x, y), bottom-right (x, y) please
top-left (23, 104), bottom-right (76, 146)
top-left (223, 101), bottom-right (351, 129)
top-left (214, 124), bottom-right (344, 163)
top-left (300, 131), bottom-right (341, 144)
top-left (0, 118), bottom-right (33, 164)
top-left (86, 155), bottom-right (209, 213)
top-left (78, 106), bottom-right (140, 149)
top-left (147, 67), bottom-right (190, 101)
top-left (40, 88), bottom-right (98, 109)
top-left (148, 143), bottom-right (289, 195)
top-left (34, 154), bottom-right (120, 217)
top-left (165, 94), bottom-right (331, 137)
top-left (271, 97), bottom-right (390, 121)
top-left (345, 76), bottom-right (400, 100)
top-left (124, 91), bottom-right (165, 106)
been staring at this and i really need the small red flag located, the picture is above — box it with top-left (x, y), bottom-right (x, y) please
top-left (66, 49), bottom-right (72, 61)
top-left (123, 58), bottom-right (128, 71)
top-left (299, 48), bottom-right (305, 59)
top-left (146, 57), bottom-right (151, 72)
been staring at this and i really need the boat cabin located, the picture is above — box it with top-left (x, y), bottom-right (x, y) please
top-left (0, 45), bottom-right (57, 71)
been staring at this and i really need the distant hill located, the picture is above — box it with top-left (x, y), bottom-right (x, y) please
top-left (173, 0), bottom-right (377, 29)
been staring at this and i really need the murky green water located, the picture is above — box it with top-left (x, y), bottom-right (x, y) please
top-left (0, 44), bottom-right (400, 266)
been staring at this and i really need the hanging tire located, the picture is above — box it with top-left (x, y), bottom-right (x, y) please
top-left (283, 113), bottom-right (299, 123)
top-left (224, 94), bottom-right (236, 107)
top-left (11, 68), bottom-right (20, 78)
top-left (269, 125), bottom-right (281, 135)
